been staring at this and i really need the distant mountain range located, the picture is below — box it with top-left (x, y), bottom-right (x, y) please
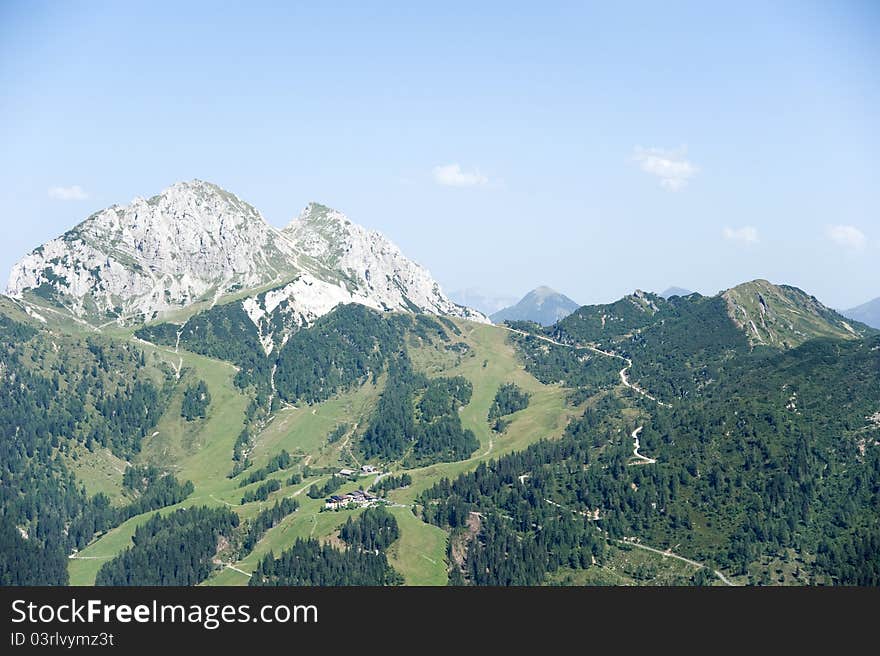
top-left (660, 286), bottom-right (693, 299)
top-left (448, 288), bottom-right (518, 316)
top-left (844, 297), bottom-right (880, 330)
top-left (490, 286), bottom-right (580, 326)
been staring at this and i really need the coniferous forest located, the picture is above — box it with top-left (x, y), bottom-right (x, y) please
top-left (250, 509), bottom-right (402, 586)
top-left (241, 498), bottom-right (300, 553)
top-left (488, 382), bottom-right (531, 421)
top-left (181, 380), bottom-right (211, 420)
top-left (95, 507), bottom-right (239, 585)
top-left (421, 334), bottom-right (880, 585)
top-left (360, 356), bottom-right (478, 466)
top-left (0, 311), bottom-right (180, 584)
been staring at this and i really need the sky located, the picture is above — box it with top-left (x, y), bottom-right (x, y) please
top-left (1, 1), bottom-right (878, 310)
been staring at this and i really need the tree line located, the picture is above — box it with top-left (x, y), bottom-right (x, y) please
top-left (241, 498), bottom-right (299, 553)
top-left (372, 473), bottom-right (412, 496)
top-left (241, 479), bottom-right (281, 504)
top-left (238, 450), bottom-right (294, 487)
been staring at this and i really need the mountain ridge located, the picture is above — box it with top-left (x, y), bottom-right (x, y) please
top-left (3, 272), bottom-right (878, 587)
top-left (554, 279), bottom-right (874, 350)
top-left (844, 296), bottom-right (880, 330)
top-left (721, 279), bottom-right (869, 348)
top-left (6, 180), bottom-right (487, 329)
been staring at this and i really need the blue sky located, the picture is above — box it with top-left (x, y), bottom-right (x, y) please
top-left (1, 1), bottom-right (877, 309)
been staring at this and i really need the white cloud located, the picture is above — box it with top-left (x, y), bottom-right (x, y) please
top-left (48, 185), bottom-right (89, 201)
top-left (826, 225), bottom-right (866, 250)
top-left (633, 146), bottom-right (698, 191)
top-left (432, 164), bottom-right (489, 187)
top-left (723, 226), bottom-right (759, 243)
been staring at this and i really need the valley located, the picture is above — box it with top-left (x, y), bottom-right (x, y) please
top-left (64, 318), bottom-right (577, 586)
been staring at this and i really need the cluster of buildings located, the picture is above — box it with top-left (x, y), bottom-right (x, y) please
top-left (324, 489), bottom-right (379, 510)
top-left (338, 464), bottom-right (377, 477)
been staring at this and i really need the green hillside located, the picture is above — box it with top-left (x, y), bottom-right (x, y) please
top-left (722, 279), bottom-right (874, 347)
top-left (3, 277), bottom-right (878, 587)
top-left (47, 308), bottom-right (577, 586)
top-left (554, 289), bottom-right (667, 344)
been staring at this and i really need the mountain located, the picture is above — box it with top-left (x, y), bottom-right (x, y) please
top-left (7, 181), bottom-right (297, 324)
top-left (4, 183), bottom-right (879, 589)
top-left (231, 203), bottom-right (487, 353)
top-left (721, 279), bottom-right (870, 347)
top-left (490, 286), bottom-right (580, 326)
top-left (844, 297), bottom-right (880, 329)
top-left (660, 286), bottom-right (693, 298)
top-left (458, 314), bottom-right (880, 585)
top-left (6, 181), bottom-right (486, 328)
top-left (551, 288), bottom-right (669, 344)
top-left (556, 280), bottom-right (873, 351)
top-left (448, 288), bottom-right (519, 316)
top-left (281, 203), bottom-right (485, 323)
top-left (549, 279), bottom-right (877, 406)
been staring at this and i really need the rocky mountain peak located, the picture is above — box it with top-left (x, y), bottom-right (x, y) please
top-left (7, 180), bottom-right (296, 324)
top-left (531, 286), bottom-right (557, 299)
top-left (283, 202), bottom-right (487, 325)
top-left (297, 201), bottom-right (350, 225)
top-left (7, 181), bottom-right (487, 328)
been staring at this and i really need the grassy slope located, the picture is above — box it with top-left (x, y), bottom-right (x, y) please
top-left (392, 321), bottom-right (578, 505)
top-left (722, 279), bottom-right (862, 347)
top-left (135, 344), bottom-right (248, 494)
top-left (386, 507), bottom-right (448, 585)
top-left (206, 320), bottom-right (572, 586)
top-left (247, 381), bottom-right (381, 470)
top-left (69, 318), bottom-right (574, 586)
top-left (62, 441), bottom-right (130, 504)
top-left (68, 337), bottom-right (385, 584)
top-left (69, 339), bottom-right (249, 585)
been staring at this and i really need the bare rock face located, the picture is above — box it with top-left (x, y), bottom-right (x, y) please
top-left (7, 181), bottom-right (487, 327)
top-left (7, 181), bottom-right (296, 323)
top-left (283, 202), bottom-right (486, 323)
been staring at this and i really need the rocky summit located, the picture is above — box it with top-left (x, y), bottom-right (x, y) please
top-left (6, 180), bottom-right (487, 327)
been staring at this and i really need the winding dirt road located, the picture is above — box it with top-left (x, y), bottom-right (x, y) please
top-left (630, 426), bottom-right (656, 464)
top-left (617, 539), bottom-right (735, 586)
top-left (500, 326), bottom-right (740, 585)
top-left (224, 563), bottom-right (252, 578)
top-left (500, 326), bottom-right (669, 407)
